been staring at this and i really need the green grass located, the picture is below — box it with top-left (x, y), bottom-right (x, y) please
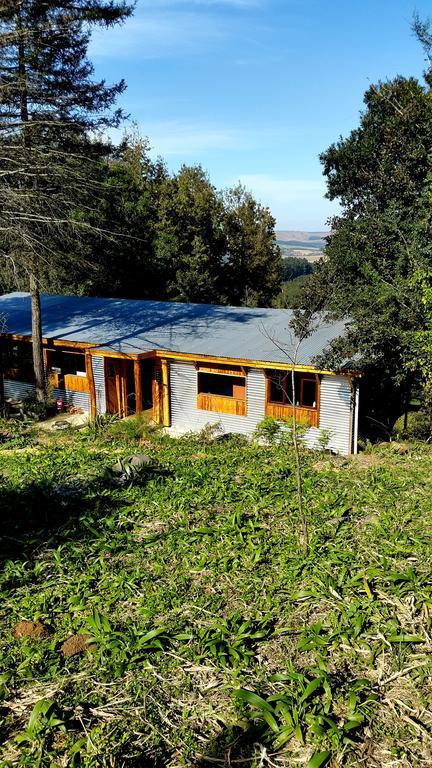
top-left (1, 417), bottom-right (432, 767)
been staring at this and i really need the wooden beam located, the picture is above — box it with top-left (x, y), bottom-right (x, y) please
top-left (161, 358), bottom-right (170, 427)
top-left (153, 349), bottom-right (361, 377)
top-left (134, 359), bottom-right (142, 415)
top-left (85, 351), bottom-right (97, 419)
top-left (1, 335), bottom-right (362, 377)
top-left (90, 348), bottom-right (140, 360)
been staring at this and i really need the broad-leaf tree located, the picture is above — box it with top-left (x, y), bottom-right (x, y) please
top-left (0, 0), bottom-right (133, 399)
top-left (303, 71), bottom-right (432, 429)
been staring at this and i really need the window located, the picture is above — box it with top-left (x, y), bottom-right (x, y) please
top-left (267, 371), bottom-right (318, 409)
top-left (49, 350), bottom-right (86, 377)
top-left (2, 341), bottom-right (34, 381)
top-left (198, 372), bottom-right (245, 399)
top-left (197, 364), bottom-right (246, 415)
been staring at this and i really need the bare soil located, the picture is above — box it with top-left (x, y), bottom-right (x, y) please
top-left (60, 633), bottom-right (95, 657)
top-left (13, 620), bottom-right (51, 641)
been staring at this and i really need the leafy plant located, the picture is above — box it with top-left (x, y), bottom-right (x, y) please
top-left (235, 665), bottom-right (375, 763)
top-left (15, 699), bottom-right (65, 765)
top-left (254, 416), bottom-right (282, 443)
top-left (199, 612), bottom-right (273, 669)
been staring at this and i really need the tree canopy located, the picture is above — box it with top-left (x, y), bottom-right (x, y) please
top-left (0, 132), bottom-right (282, 308)
top-left (0, 0), bottom-right (133, 397)
top-left (301, 57), bottom-right (432, 428)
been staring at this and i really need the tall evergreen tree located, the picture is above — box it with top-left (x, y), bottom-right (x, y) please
top-left (223, 185), bottom-right (282, 307)
top-left (0, 0), bottom-right (133, 399)
top-left (155, 165), bottom-right (226, 303)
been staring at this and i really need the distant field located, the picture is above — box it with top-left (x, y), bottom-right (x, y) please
top-left (277, 239), bottom-right (325, 250)
top-left (276, 231), bottom-right (328, 263)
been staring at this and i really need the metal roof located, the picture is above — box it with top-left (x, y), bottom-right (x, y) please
top-left (0, 292), bottom-right (350, 367)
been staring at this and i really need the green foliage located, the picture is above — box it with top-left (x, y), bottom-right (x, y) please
top-left (405, 270), bottom-right (432, 436)
top-left (20, 396), bottom-right (51, 421)
top-left (254, 416), bottom-right (283, 443)
top-left (198, 612), bottom-right (273, 668)
top-left (2, 135), bottom-right (283, 308)
top-left (223, 184), bottom-right (282, 306)
top-left (393, 409), bottom-right (432, 441)
top-left (15, 699), bottom-right (65, 766)
top-left (236, 662), bottom-right (374, 758)
top-left (317, 429), bottom-right (332, 452)
top-left (0, 416), bottom-right (34, 449)
top-left (274, 273), bottom-right (313, 308)
top-left (282, 256), bottom-right (314, 282)
top-left (302, 63), bottom-right (432, 425)
top-left (1, 425), bottom-right (432, 765)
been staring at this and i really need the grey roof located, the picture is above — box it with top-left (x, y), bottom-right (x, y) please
top-left (0, 292), bottom-right (349, 367)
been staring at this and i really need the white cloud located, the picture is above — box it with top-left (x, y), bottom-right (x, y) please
top-left (89, 10), bottom-right (226, 59)
top-left (233, 173), bottom-right (339, 230)
top-left (141, 120), bottom-right (266, 156)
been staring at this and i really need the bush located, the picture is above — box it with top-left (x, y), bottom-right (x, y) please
top-left (21, 396), bottom-right (52, 421)
top-left (0, 416), bottom-right (34, 449)
top-left (393, 409), bottom-right (432, 441)
top-left (255, 417), bottom-right (283, 444)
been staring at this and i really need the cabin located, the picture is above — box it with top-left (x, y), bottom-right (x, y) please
top-left (0, 292), bottom-right (360, 454)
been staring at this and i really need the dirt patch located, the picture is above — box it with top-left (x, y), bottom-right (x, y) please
top-left (349, 453), bottom-right (386, 470)
top-left (60, 633), bottom-right (96, 657)
top-left (38, 413), bottom-right (88, 431)
top-left (13, 620), bottom-right (51, 641)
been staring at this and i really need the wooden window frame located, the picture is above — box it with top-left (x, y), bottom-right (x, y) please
top-left (265, 370), bottom-right (320, 427)
top-left (196, 365), bottom-right (247, 416)
top-left (267, 371), bottom-right (318, 411)
top-left (46, 347), bottom-right (89, 393)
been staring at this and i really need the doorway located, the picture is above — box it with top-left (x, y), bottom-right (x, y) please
top-left (105, 358), bottom-right (135, 417)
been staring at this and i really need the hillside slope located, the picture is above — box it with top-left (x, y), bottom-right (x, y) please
top-left (276, 230), bottom-right (329, 262)
top-left (1, 418), bottom-right (431, 767)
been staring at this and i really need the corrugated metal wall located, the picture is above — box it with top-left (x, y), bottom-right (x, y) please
top-left (169, 364), bottom-right (354, 454)
top-left (3, 379), bottom-right (90, 412)
top-left (53, 388), bottom-right (90, 412)
top-left (3, 379), bottom-right (36, 401)
top-left (170, 362), bottom-right (266, 435)
top-left (91, 356), bottom-right (106, 414)
top-left (317, 375), bottom-right (353, 454)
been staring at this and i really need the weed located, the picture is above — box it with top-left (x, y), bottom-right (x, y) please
top-left (0, 427), bottom-right (431, 765)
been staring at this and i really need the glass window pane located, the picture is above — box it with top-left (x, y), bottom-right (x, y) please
top-left (270, 373), bottom-right (285, 402)
top-left (198, 373), bottom-right (245, 398)
top-left (301, 379), bottom-right (317, 408)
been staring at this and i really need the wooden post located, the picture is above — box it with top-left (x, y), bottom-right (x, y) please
top-left (121, 360), bottom-right (128, 416)
top-left (161, 358), bottom-right (170, 427)
top-left (134, 360), bottom-right (142, 415)
top-left (85, 351), bottom-right (97, 419)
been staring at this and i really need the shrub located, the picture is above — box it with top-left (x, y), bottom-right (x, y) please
top-left (393, 409), bottom-right (432, 441)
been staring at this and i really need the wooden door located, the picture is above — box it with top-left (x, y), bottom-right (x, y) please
top-left (152, 361), bottom-right (163, 423)
top-left (105, 359), bottom-right (127, 416)
top-left (151, 359), bottom-right (170, 426)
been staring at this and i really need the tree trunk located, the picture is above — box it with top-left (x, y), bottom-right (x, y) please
top-left (290, 364), bottom-right (308, 553)
top-left (17, 8), bottom-right (44, 400)
top-left (30, 272), bottom-right (45, 402)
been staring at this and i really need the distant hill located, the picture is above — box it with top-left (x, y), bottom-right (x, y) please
top-left (276, 230), bottom-right (329, 263)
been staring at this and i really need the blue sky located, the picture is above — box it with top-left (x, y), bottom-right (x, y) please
top-left (89, 0), bottom-right (430, 230)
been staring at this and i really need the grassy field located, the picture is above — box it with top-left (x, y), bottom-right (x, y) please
top-left (0, 416), bottom-right (432, 767)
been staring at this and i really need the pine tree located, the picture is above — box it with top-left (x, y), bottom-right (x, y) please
top-left (223, 185), bottom-right (282, 307)
top-left (0, 0), bottom-right (133, 399)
